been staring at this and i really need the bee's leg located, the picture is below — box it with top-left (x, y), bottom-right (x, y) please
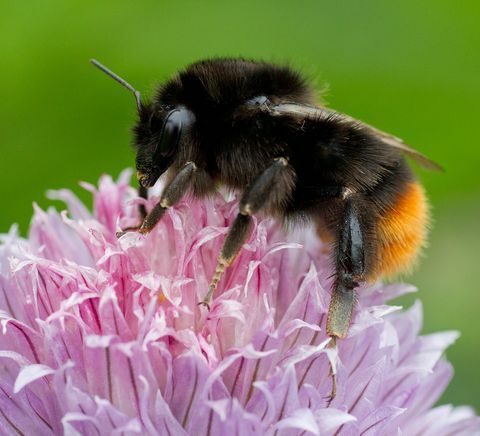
top-left (138, 162), bottom-right (197, 234)
top-left (117, 162), bottom-right (197, 238)
top-left (326, 197), bottom-right (366, 403)
top-left (200, 157), bottom-right (295, 308)
top-left (138, 185), bottom-right (148, 220)
top-left (327, 199), bottom-right (365, 338)
top-left (117, 185), bottom-right (149, 236)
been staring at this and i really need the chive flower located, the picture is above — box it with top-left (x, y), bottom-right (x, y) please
top-left (0, 170), bottom-right (477, 435)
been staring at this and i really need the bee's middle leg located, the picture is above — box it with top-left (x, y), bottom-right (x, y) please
top-left (200, 157), bottom-right (296, 308)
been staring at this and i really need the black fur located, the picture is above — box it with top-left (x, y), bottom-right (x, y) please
top-left (129, 58), bottom-right (425, 338)
top-left (134, 58), bottom-right (313, 191)
top-left (133, 58), bottom-right (413, 260)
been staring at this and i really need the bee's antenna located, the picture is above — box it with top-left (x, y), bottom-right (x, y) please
top-left (90, 59), bottom-right (142, 112)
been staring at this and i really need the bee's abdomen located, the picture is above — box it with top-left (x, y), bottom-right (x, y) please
top-left (369, 181), bottom-right (429, 280)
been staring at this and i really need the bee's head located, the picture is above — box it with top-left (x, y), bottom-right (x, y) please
top-left (133, 104), bottom-right (195, 188)
top-left (90, 59), bottom-right (195, 188)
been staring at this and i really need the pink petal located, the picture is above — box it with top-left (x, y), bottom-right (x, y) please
top-left (14, 363), bottom-right (55, 393)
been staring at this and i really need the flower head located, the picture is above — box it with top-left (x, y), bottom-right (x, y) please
top-left (0, 170), bottom-right (478, 435)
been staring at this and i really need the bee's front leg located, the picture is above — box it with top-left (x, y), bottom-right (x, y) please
top-left (117, 185), bottom-right (148, 236)
top-left (199, 157), bottom-right (296, 308)
top-left (138, 185), bottom-right (148, 221)
top-left (117, 162), bottom-right (197, 238)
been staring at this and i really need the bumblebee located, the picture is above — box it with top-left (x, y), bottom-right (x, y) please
top-left (91, 58), bottom-right (440, 342)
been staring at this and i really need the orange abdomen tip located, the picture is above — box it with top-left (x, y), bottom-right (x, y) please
top-left (371, 181), bottom-right (429, 280)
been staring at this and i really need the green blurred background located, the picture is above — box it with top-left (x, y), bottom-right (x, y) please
top-left (1, 0), bottom-right (479, 409)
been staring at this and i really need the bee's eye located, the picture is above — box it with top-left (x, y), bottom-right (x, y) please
top-left (245, 95), bottom-right (270, 107)
top-left (153, 107), bottom-right (195, 161)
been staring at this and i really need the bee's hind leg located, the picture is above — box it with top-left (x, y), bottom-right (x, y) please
top-left (199, 157), bottom-right (296, 308)
top-left (326, 196), bottom-right (367, 403)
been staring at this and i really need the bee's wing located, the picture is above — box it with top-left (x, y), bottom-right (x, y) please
top-left (271, 103), bottom-right (444, 172)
